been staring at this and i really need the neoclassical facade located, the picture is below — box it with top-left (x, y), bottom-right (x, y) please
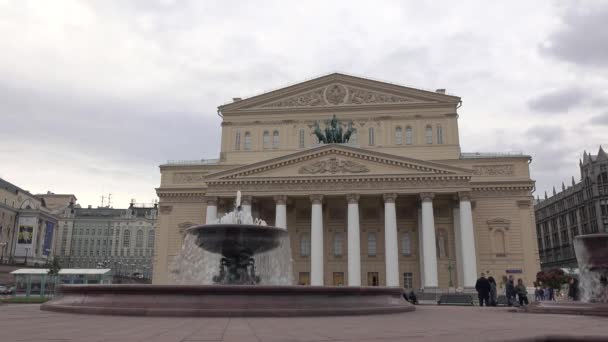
top-left (154, 73), bottom-right (540, 289)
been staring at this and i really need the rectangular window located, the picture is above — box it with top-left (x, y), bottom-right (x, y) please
top-left (368, 127), bottom-right (375, 146)
top-left (401, 232), bottom-right (411, 256)
top-left (299, 128), bottom-right (305, 148)
top-left (405, 127), bottom-right (412, 145)
top-left (426, 126), bottom-right (433, 144)
top-left (367, 272), bottom-right (379, 286)
top-left (300, 234), bottom-right (311, 257)
top-left (298, 272), bottom-right (310, 286)
top-left (437, 125), bottom-right (444, 144)
top-left (333, 232), bottom-right (343, 257)
top-left (403, 272), bottom-right (413, 289)
top-left (235, 131), bottom-right (241, 150)
top-left (367, 232), bottom-right (377, 256)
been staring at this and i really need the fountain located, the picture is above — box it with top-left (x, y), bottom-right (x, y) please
top-left (41, 191), bottom-right (414, 317)
top-left (526, 233), bottom-right (608, 316)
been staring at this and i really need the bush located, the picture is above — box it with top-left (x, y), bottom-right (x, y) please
top-left (536, 268), bottom-right (569, 289)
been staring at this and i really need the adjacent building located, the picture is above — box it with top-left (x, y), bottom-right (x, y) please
top-left (534, 147), bottom-right (608, 270)
top-left (0, 179), bottom-right (60, 266)
top-left (53, 203), bottom-right (157, 281)
top-left (154, 73), bottom-right (540, 290)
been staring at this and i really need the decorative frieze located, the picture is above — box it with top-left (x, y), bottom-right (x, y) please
top-left (173, 172), bottom-right (207, 184)
top-left (298, 158), bottom-right (370, 174)
top-left (260, 83), bottom-right (412, 108)
top-left (472, 165), bottom-right (514, 177)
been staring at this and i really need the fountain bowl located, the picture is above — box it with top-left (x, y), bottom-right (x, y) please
top-left (40, 284), bottom-right (414, 317)
top-left (187, 224), bottom-right (287, 256)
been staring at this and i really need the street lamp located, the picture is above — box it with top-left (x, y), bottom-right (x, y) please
top-left (24, 247), bottom-right (30, 266)
top-left (447, 260), bottom-right (454, 288)
top-left (0, 242), bottom-right (7, 264)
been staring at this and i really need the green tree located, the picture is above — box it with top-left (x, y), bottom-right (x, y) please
top-left (536, 268), bottom-right (568, 290)
top-left (46, 258), bottom-right (62, 297)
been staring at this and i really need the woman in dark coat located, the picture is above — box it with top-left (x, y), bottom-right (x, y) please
top-left (568, 278), bottom-right (579, 301)
top-left (488, 276), bottom-right (497, 306)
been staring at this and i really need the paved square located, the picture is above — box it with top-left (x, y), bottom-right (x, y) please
top-left (1, 304), bottom-right (606, 342)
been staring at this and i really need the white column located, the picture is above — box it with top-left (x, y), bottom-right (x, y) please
top-left (383, 193), bottom-right (399, 287)
top-left (346, 194), bottom-right (361, 286)
top-left (205, 197), bottom-right (218, 224)
top-left (458, 192), bottom-right (478, 288)
top-left (310, 194), bottom-right (324, 286)
top-left (241, 195), bottom-right (252, 214)
top-left (420, 193), bottom-right (438, 289)
top-left (274, 195), bottom-right (287, 229)
top-left (453, 206), bottom-right (464, 288)
top-left (417, 208), bottom-right (424, 288)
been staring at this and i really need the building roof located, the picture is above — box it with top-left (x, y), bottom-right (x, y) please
top-left (0, 178), bottom-right (35, 197)
top-left (10, 268), bottom-right (111, 275)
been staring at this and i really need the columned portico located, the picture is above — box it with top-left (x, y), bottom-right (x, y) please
top-left (346, 194), bottom-right (361, 286)
top-left (274, 195), bottom-right (287, 229)
top-left (205, 197), bottom-right (218, 224)
top-left (310, 194), bottom-right (324, 286)
top-left (420, 193), bottom-right (438, 289)
top-left (383, 193), bottom-right (399, 287)
top-left (458, 192), bottom-right (478, 288)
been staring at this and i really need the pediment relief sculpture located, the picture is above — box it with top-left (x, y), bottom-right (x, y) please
top-left (298, 158), bottom-right (370, 174)
top-left (260, 83), bottom-right (413, 108)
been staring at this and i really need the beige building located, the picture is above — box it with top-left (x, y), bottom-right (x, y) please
top-left (154, 73), bottom-right (540, 289)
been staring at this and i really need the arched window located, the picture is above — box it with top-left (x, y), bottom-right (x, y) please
top-left (136, 230), bottom-right (143, 248)
top-left (426, 126), bottom-right (433, 144)
top-left (367, 232), bottom-right (377, 256)
top-left (244, 132), bottom-right (252, 150)
top-left (368, 127), bottom-right (375, 146)
top-left (395, 127), bottom-right (403, 145)
top-left (263, 131), bottom-right (270, 149)
top-left (402, 232), bottom-right (411, 256)
top-left (405, 126), bottom-right (412, 145)
top-left (350, 129), bottom-right (358, 145)
top-left (298, 128), bottom-right (305, 148)
top-left (272, 130), bottom-right (280, 148)
top-left (437, 125), bottom-right (444, 144)
top-left (333, 232), bottom-right (343, 257)
top-left (148, 230), bottom-right (155, 248)
top-left (235, 131), bottom-right (241, 150)
top-left (123, 230), bottom-right (131, 248)
top-left (300, 233), bottom-right (310, 257)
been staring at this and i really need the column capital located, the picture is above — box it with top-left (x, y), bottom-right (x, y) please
top-left (382, 193), bottom-right (398, 203)
top-left (204, 196), bottom-right (218, 206)
top-left (346, 193), bottom-right (360, 204)
top-left (419, 192), bottom-right (435, 202)
top-left (241, 195), bottom-right (252, 206)
top-left (310, 194), bottom-right (324, 205)
top-left (458, 191), bottom-right (472, 201)
top-left (273, 195), bottom-right (287, 205)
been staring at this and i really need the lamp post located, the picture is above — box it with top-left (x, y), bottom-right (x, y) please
top-left (0, 242), bottom-right (7, 264)
top-left (447, 260), bottom-right (454, 288)
top-left (24, 247), bottom-right (30, 266)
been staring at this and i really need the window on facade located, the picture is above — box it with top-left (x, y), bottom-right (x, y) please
top-left (148, 230), bottom-right (155, 248)
top-left (298, 128), bottom-right (305, 148)
top-left (235, 131), bottom-right (241, 150)
top-left (123, 230), bottom-right (131, 247)
top-left (136, 230), bottom-right (143, 248)
top-left (368, 127), bottom-right (375, 146)
top-left (298, 272), bottom-right (310, 285)
top-left (244, 132), bottom-right (252, 150)
top-left (272, 130), bottom-right (280, 148)
top-left (367, 272), bottom-right (379, 286)
top-left (300, 233), bottom-right (311, 257)
top-left (263, 131), bottom-right (270, 149)
top-left (402, 232), bottom-right (411, 256)
top-left (368, 232), bottom-right (377, 256)
top-left (395, 127), bottom-right (403, 145)
top-left (350, 129), bottom-right (358, 145)
top-left (403, 272), bottom-right (413, 289)
top-left (333, 272), bottom-right (345, 286)
top-left (405, 126), bottom-right (412, 145)
top-left (437, 125), bottom-right (444, 144)
top-left (426, 126), bottom-right (433, 144)
top-left (333, 232), bottom-right (343, 257)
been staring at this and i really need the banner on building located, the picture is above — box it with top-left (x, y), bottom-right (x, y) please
top-left (18, 226), bottom-right (33, 244)
top-left (43, 222), bottom-right (55, 256)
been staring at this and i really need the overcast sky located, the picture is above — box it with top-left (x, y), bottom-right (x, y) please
top-left (1, 0), bottom-right (606, 208)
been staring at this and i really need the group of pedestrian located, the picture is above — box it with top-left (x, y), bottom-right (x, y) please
top-left (475, 273), bottom-right (529, 307)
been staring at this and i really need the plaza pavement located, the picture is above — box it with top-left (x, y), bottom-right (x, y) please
top-left (0, 304), bottom-right (606, 342)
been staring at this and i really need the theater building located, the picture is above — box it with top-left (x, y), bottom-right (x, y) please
top-left (154, 73), bottom-right (540, 290)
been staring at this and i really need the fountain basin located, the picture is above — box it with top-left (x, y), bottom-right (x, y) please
top-left (187, 224), bottom-right (288, 256)
top-left (41, 284), bottom-right (414, 317)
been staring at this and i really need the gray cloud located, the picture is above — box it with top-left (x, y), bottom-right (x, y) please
top-left (527, 87), bottom-right (587, 113)
top-left (539, 3), bottom-right (608, 67)
top-left (590, 112), bottom-right (608, 125)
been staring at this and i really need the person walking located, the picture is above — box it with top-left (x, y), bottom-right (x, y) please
top-left (475, 273), bottom-right (491, 306)
top-left (488, 276), bottom-right (497, 306)
top-left (516, 278), bottom-right (529, 306)
top-left (506, 275), bottom-right (516, 307)
top-left (568, 278), bottom-right (579, 301)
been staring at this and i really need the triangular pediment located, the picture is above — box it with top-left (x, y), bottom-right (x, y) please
top-left (219, 73), bottom-right (460, 112)
top-left (206, 144), bottom-right (472, 180)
